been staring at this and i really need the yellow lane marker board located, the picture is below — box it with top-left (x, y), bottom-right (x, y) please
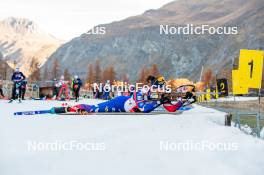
top-left (232, 70), bottom-right (248, 95)
top-left (232, 49), bottom-right (263, 95)
top-left (239, 49), bottom-right (263, 89)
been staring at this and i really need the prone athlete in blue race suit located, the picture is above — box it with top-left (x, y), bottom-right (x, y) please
top-left (51, 76), bottom-right (196, 115)
top-left (55, 91), bottom-right (188, 115)
top-left (65, 91), bottom-right (162, 114)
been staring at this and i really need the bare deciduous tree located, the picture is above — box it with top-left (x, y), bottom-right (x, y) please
top-left (51, 59), bottom-right (60, 79)
top-left (94, 59), bottom-right (102, 83)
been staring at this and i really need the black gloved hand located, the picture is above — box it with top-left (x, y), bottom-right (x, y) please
top-left (183, 92), bottom-right (193, 99)
top-left (160, 94), bottom-right (171, 104)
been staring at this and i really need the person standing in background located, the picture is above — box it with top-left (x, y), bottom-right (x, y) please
top-left (57, 75), bottom-right (70, 100)
top-left (9, 68), bottom-right (26, 103)
top-left (53, 78), bottom-right (61, 99)
top-left (71, 75), bottom-right (82, 102)
top-left (0, 76), bottom-right (4, 98)
top-left (103, 80), bottom-right (111, 100)
top-left (21, 79), bottom-right (27, 100)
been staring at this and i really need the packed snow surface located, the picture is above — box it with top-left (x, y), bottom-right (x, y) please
top-left (0, 99), bottom-right (263, 175)
top-left (210, 96), bottom-right (258, 102)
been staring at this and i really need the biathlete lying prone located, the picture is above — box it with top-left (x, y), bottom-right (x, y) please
top-left (51, 76), bottom-right (196, 115)
top-left (51, 91), bottom-right (195, 115)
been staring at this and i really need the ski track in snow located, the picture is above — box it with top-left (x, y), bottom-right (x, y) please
top-left (0, 99), bottom-right (263, 175)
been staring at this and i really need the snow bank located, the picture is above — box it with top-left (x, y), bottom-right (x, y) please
top-left (190, 104), bottom-right (226, 125)
top-left (0, 99), bottom-right (263, 175)
top-left (261, 128), bottom-right (264, 139)
top-left (241, 124), bottom-right (253, 135)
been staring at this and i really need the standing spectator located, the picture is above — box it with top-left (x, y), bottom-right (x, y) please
top-left (103, 80), bottom-right (111, 100)
top-left (21, 79), bottom-right (27, 100)
top-left (71, 75), bottom-right (82, 102)
top-left (53, 78), bottom-right (60, 99)
top-left (0, 76), bottom-right (4, 98)
top-left (57, 75), bottom-right (70, 100)
top-left (93, 83), bottom-right (100, 99)
top-left (129, 86), bottom-right (135, 96)
top-left (9, 67), bottom-right (26, 103)
top-left (94, 87), bottom-right (100, 99)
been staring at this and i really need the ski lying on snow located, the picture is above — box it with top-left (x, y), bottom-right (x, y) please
top-left (58, 111), bottom-right (183, 115)
top-left (14, 110), bottom-right (52, 116)
top-left (14, 110), bottom-right (183, 116)
top-left (14, 106), bottom-right (192, 116)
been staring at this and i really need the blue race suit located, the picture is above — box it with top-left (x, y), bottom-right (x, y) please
top-left (73, 91), bottom-right (161, 113)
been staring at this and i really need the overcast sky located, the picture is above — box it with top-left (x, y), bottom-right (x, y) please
top-left (0, 0), bottom-right (173, 40)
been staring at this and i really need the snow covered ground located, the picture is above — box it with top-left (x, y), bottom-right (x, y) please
top-left (210, 96), bottom-right (258, 102)
top-left (0, 99), bottom-right (264, 175)
top-left (261, 128), bottom-right (264, 139)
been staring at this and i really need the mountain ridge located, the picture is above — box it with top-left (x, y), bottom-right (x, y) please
top-left (44, 0), bottom-right (264, 81)
top-left (0, 17), bottom-right (63, 76)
